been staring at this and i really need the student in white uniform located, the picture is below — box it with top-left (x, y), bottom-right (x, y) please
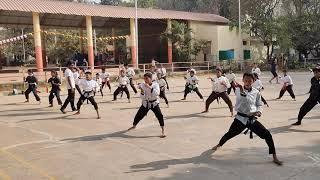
top-left (225, 70), bottom-right (236, 95)
top-left (113, 69), bottom-right (131, 102)
top-left (72, 67), bottom-right (82, 95)
top-left (74, 71), bottom-right (100, 119)
top-left (203, 68), bottom-right (233, 116)
top-left (61, 61), bottom-right (76, 113)
top-left (150, 66), bottom-right (158, 82)
top-left (251, 63), bottom-right (261, 76)
top-left (94, 73), bottom-right (103, 97)
top-left (253, 73), bottom-right (269, 107)
top-left (182, 69), bottom-right (204, 100)
top-left (211, 73), bottom-right (282, 166)
top-left (276, 69), bottom-right (296, 101)
top-left (100, 67), bottom-right (111, 92)
top-left (124, 64), bottom-right (138, 94)
top-left (128, 72), bottom-right (166, 138)
top-left (156, 64), bottom-right (169, 90)
top-left (157, 73), bottom-right (169, 107)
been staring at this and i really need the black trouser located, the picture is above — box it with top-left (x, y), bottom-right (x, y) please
top-left (75, 85), bottom-right (82, 95)
top-left (227, 81), bottom-right (236, 95)
top-left (133, 104), bottom-right (164, 127)
top-left (163, 76), bottom-right (169, 90)
top-left (25, 86), bottom-right (41, 101)
top-left (279, 85), bottom-right (295, 99)
top-left (61, 89), bottom-right (76, 111)
top-left (219, 119), bottom-right (276, 154)
top-left (94, 86), bottom-right (104, 97)
top-left (297, 97), bottom-right (320, 123)
top-left (205, 91), bottom-right (233, 112)
top-left (101, 81), bottom-right (111, 91)
top-left (129, 78), bottom-right (138, 94)
top-left (49, 89), bottom-right (62, 105)
top-left (77, 95), bottom-right (98, 110)
top-left (114, 86), bottom-right (130, 100)
top-left (184, 85), bottom-right (203, 99)
top-left (160, 90), bottom-right (169, 105)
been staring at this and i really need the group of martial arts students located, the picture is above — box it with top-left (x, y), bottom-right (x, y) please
top-left (22, 61), bottom-right (320, 166)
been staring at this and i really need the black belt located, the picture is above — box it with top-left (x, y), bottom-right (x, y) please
top-left (237, 112), bottom-right (255, 139)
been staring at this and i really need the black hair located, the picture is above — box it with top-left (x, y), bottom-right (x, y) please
top-left (144, 72), bottom-right (153, 79)
top-left (243, 72), bottom-right (255, 80)
top-left (85, 71), bottom-right (92, 75)
top-left (253, 73), bottom-right (259, 79)
top-left (66, 60), bottom-right (74, 67)
top-left (96, 73), bottom-right (99, 76)
top-left (124, 63), bottom-right (129, 67)
top-left (313, 67), bottom-right (320, 72)
top-left (27, 69), bottom-right (33, 73)
top-left (51, 70), bottom-right (57, 75)
top-left (101, 67), bottom-right (106, 71)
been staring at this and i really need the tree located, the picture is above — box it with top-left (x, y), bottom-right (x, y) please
top-left (100, 0), bottom-right (122, 6)
top-left (242, 0), bottom-right (281, 61)
top-left (162, 20), bottom-right (208, 61)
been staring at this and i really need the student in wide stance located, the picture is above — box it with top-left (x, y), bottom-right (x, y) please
top-left (74, 71), bottom-right (101, 119)
top-left (252, 73), bottom-right (269, 107)
top-left (293, 67), bottom-right (320, 126)
top-left (211, 73), bottom-right (282, 166)
top-left (128, 72), bottom-right (166, 138)
top-left (94, 73), bottom-right (103, 97)
top-left (24, 69), bottom-right (41, 103)
top-left (276, 69), bottom-right (296, 101)
top-left (61, 61), bottom-right (77, 113)
top-left (48, 70), bottom-right (62, 107)
top-left (100, 67), bottom-right (111, 93)
top-left (124, 64), bottom-right (138, 94)
top-left (113, 69), bottom-right (131, 102)
top-left (157, 73), bottom-right (169, 107)
top-left (181, 69), bottom-right (204, 100)
top-left (203, 68), bottom-right (233, 116)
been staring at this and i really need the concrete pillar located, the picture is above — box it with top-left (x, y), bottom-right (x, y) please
top-left (130, 18), bottom-right (137, 67)
top-left (79, 28), bottom-right (84, 54)
top-left (41, 31), bottom-right (47, 68)
top-left (112, 27), bottom-right (116, 59)
top-left (32, 12), bottom-right (43, 72)
top-left (86, 16), bottom-right (94, 70)
top-left (167, 19), bottom-right (173, 64)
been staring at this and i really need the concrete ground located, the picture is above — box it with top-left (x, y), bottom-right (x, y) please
top-left (0, 71), bottom-right (319, 180)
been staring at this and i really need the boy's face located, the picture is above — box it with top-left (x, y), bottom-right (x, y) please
top-left (190, 72), bottom-right (195, 76)
top-left (157, 74), bottom-right (161, 79)
top-left (315, 71), bottom-right (320, 78)
top-left (85, 74), bottom-right (91, 80)
top-left (216, 70), bottom-right (222, 77)
top-left (28, 72), bottom-right (32, 76)
top-left (144, 76), bottom-right (152, 84)
top-left (102, 69), bottom-right (105, 73)
top-left (72, 68), bottom-right (76, 73)
top-left (96, 75), bottom-right (99, 79)
top-left (51, 72), bottom-right (55, 77)
top-left (243, 76), bottom-right (254, 88)
top-left (283, 71), bottom-right (287, 76)
top-left (120, 71), bottom-right (125, 77)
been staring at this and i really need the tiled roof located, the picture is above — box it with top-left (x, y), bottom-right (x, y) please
top-left (0, 0), bottom-right (229, 24)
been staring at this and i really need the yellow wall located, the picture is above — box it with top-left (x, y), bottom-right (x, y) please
top-left (189, 21), bottom-right (266, 62)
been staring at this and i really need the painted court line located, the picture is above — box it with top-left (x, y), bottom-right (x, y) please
top-left (0, 149), bottom-right (56, 180)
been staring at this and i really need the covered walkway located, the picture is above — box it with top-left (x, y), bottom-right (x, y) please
top-left (0, 0), bottom-right (229, 71)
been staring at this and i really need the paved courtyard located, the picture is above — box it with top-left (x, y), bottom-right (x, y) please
top-left (0, 71), bottom-right (319, 180)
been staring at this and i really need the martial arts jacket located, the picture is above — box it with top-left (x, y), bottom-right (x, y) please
top-left (48, 77), bottom-right (61, 91)
top-left (139, 82), bottom-right (160, 109)
top-left (100, 72), bottom-right (110, 82)
top-left (186, 75), bottom-right (199, 89)
top-left (25, 74), bottom-right (38, 88)
top-left (252, 67), bottom-right (261, 76)
top-left (280, 75), bottom-right (293, 86)
top-left (252, 79), bottom-right (263, 91)
top-left (126, 68), bottom-right (135, 79)
top-left (211, 76), bottom-right (231, 93)
top-left (117, 76), bottom-right (130, 87)
top-left (234, 87), bottom-right (263, 125)
top-left (78, 79), bottom-right (100, 97)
